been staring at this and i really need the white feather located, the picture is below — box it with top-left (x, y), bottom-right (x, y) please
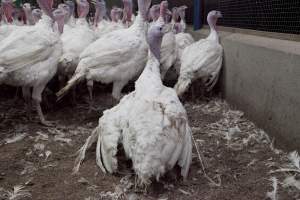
top-left (283, 176), bottom-right (300, 190)
top-left (266, 177), bottom-right (278, 200)
top-left (288, 151), bottom-right (300, 169)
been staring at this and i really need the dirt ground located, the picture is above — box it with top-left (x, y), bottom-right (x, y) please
top-left (0, 84), bottom-right (299, 200)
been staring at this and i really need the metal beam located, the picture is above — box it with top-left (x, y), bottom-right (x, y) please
top-left (193, 0), bottom-right (202, 30)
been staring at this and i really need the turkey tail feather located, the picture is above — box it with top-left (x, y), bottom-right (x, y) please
top-left (179, 125), bottom-right (192, 180)
top-left (96, 128), bottom-right (107, 173)
top-left (56, 73), bottom-right (84, 101)
top-left (73, 127), bottom-right (99, 174)
top-left (205, 71), bottom-right (220, 92)
top-left (174, 77), bottom-right (191, 97)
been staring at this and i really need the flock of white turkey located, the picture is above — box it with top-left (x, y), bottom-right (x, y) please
top-left (0, 0), bottom-right (223, 187)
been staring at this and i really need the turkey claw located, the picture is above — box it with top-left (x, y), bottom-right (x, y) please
top-left (40, 120), bottom-right (55, 127)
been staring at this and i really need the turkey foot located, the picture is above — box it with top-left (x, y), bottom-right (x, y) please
top-left (35, 101), bottom-right (54, 127)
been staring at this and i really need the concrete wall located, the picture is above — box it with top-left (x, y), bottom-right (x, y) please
top-left (188, 27), bottom-right (300, 151)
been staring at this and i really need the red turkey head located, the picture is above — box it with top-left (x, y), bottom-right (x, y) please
top-left (207, 10), bottom-right (222, 30)
top-left (32, 9), bottom-right (42, 23)
top-left (138, 0), bottom-right (152, 20)
top-left (37, 0), bottom-right (54, 19)
top-left (0, 7), bottom-right (3, 23)
top-left (157, 0), bottom-right (168, 24)
top-left (149, 4), bottom-right (160, 22)
top-left (77, 0), bottom-right (90, 18)
top-left (111, 7), bottom-right (122, 22)
top-left (122, 0), bottom-right (132, 23)
top-left (53, 8), bottom-right (65, 34)
top-left (92, 0), bottom-right (106, 26)
top-left (2, 0), bottom-right (14, 23)
top-left (164, 9), bottom-right (172, 23)
top-left (65, 1), bottom-right (75, 17)
top-left (23, 3), bottom-right (35, 25)
top-left (58, 3), bottom-right (71, 23)
top-left (147, 1), bottom-right (167, 60)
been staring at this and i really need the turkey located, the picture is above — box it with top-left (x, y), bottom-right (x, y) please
top-left (149, 4), bottom-right (160, 22)
top-left (0, 0), bottom-right (64, 126)
top-left (73, 1), bottom-right (192, 186)
top-left (57, 0), bottom-right (152, 108)
top-left (58, 0), bottom-right (96, 101)
top-left (149, 4), bottom-right (176, 80)
top-left (93, 0), bottom-right (126, 39)
top-left (64, 0), bottom-right (76, 27)
top-left (22, 3), bottom-right (35, 25)
top-left (0, 0), bottom-right (18, 42)
top-left (122, 0), bottom-right (135, 26)
top-left (32, 9), bottom-right (43, 23)
top-left (173, 6), bottom-right (194, 74)
top-left (178, 5), bottom-right (187, 32)
top-left (175, 10), bottom-right (223, 97)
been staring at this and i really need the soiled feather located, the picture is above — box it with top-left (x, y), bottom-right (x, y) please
top-left (288, 151), bottom-right (300, 169)
top-left (6, 185), bottom-right (31, 200)
top-left (5, 133), bottom-right (27, 144)
top-left (266, 177), bottom-right (278, 200)
top-left (283, 176), bottom-right (300, 190)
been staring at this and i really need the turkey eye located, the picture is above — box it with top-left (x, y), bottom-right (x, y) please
top-left (159, 27), bottom-right (162, 31)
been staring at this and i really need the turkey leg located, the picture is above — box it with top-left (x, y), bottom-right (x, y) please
top-left (32, 85), bottom-right (53, 126)
top-left (22, 86), bottom-right (32, 120)
top-left (111, 80), bottom-right (127, 105)
top-left (87, 80), bottom-right (95, 113)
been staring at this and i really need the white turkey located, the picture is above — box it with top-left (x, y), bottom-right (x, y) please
top-left (64, 0), bottom-right (76, 27)
top-left (122, 0), bottom-right (135, 26)
top-left (22, 3), bottom-right (35, 25)
top-left (58, 0), bottom-right (96, 101)
top-left (0, 0), bottom-right (64, 126)
top-left (93, 0), bottom-right (126, 39)
top-left (32, 8), bottom-right (43, 23)
top-left (178, 5), bottom-right (187, 32)
top-left (173, 6), bottom-right (194, 74)
top-left (149, 4), bottom-right (176, 80)
top-left (73, 1), bottom-right (192, 186)
top-left (57, 0), bottom-right (152, 108)
top-left (175, 10), bottom-right (223, 96)
top-left (0, 0), bottom-right (18, 42)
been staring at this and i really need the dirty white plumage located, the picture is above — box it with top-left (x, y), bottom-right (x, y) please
top-left (0, 0), bottom-right (64, 125)
top-left (93, 0), bottom-right (125, 38)
top-left (175, 10), bottom-right (223, 96)
top-left (58, 1), bottom-right (96, 82)
top-left (173, 6), bottom-right (194, 74)
top-left (57, 0), bottom-right (152, 102)
top-left (0, 0), bottom-right (21, 42)
top-left (73, 1), bottom-right (192, 186)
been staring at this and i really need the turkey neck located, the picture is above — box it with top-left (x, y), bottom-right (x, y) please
top-left (129, 12), bottom-right (147, 32)
top-left (24, 9), bottom-right (35, 25)
top-left (207, 18), bottom-right (219, 43)
top-left (135, 37), bottom-right (163, 96)
top-left (38, 13), bottom-right (54, 29)
top-left (131, 0), bottom-right (150, 32)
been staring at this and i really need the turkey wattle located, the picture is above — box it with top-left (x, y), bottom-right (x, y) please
top-left (73, 1), bottom-right (192, 186)
top-left (175, 10), bottom-right (223, 96)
